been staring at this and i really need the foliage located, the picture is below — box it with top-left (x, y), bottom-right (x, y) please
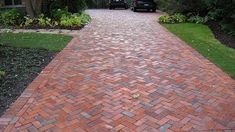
top-left (0, 71), bottom-right (5, 79)
top-left (159, 14), bottom-right (187, 24)
top-left (20, 12), bottom-right (90, 29)
top-left (188, 15), bottom-right (208, 24)
top-left (156, 0), bottom-right (235, 35)
top-left (51, 8), bottom-right (72, 20)
top-left (0, 9), bottom-right (24, 27)
top-left (60, 15), bottom-right (82, 27)
top-left (0, 33), bottom-right (72, 51)
top-left (49, 0), bottom-right (87, 14)
top-left (156, 0), bottom-right (208, 15)
top-left (37, 14), bottom-right (53, 27)
top-left (80, 12), bottom-right (92, 24)
top-left (59, 12), bottom-right (91, 27)
top-left (163, 23), bottom-right (235, 78)
top-left (159, 15), bottom-right (173, 23)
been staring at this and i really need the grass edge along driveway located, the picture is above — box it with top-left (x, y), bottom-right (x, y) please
top-left (163, 23), bottom-right (235, 79)
top-left (0, 32), bottom-right (73, 51)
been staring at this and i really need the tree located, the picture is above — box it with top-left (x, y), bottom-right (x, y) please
top-left (25, 0), bottom-right (43, 18)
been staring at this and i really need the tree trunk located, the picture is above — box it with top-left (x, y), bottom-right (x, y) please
top-left (25, 0), bottom-right (43, 18)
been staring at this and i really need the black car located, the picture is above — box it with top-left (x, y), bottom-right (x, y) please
top-left (109, 0), bottom-right (128, 9)
top-left (131, 0), bottom-right (156, 12)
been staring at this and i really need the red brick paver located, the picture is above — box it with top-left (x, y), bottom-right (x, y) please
top-left (1, 10), bottom-right (235, 131)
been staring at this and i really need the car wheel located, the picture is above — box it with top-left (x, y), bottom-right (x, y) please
top-left (133, 7), bottom-right (137, 12)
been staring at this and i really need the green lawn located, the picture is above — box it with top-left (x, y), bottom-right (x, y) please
top-left (163, 23), bottom-right (235, 79)
top-left (0, 33), bottom-right (73, 51)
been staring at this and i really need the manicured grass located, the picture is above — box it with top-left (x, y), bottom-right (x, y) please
top-left (0, 33), bottom-right (73, 51)
top-left (163, 23), bottom-right (235, 79)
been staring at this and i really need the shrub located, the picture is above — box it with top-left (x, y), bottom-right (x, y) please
top-left (159, 14), bottom-right (186, 24)
top-left (159, 15), bottom-right (173, 23)
top-left (37, 14), bottom-right (53, 27)
top-left (171, 13), bottom-right (187, 23)
top-left (156, 0), bottom-right (208, 15)
top-left (156, 0), bottom-right (235, 35)
top-left (59, 12), bottom-right (90, 27)
top-left (0, 9), bottom-right (24, 27)
top-left (0, 71), bottom-right (5, 79)
top-left (188, 15), bottom-right (208, 24)
top-left (51, 8), bottom-right (72, 20)
top-left (80, 12), bottom-right (91, 24)
top-left (60, 15), bottom-right (82, 27)
top-left (49, 0), bottom-right (87, 14)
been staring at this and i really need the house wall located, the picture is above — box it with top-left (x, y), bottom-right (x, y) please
top-left (0, 0), bottom-right (26, 7)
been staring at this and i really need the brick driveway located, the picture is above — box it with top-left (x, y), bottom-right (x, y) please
top-left (1, 10), bottom-right (235, 131)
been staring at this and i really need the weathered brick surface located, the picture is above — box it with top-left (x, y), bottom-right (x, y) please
top-left (0, 10), bottom-right (235, 131)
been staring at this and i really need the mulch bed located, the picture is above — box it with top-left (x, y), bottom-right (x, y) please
top-left (0, 46), bottom-right (56, 116)
top-left (207, 21), bottom-right (235, 49)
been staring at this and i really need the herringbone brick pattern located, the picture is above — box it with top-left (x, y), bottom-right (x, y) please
top-left (0, 10), bottom-right (235, 131)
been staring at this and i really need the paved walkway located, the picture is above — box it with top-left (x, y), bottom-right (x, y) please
top-left (0, 10), bottom-right (235, 131)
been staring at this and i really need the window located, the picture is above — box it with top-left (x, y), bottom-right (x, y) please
top-left (4, 0), bottom-right (22, 5)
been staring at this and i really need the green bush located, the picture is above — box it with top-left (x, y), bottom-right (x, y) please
top-left (159, 15), bottom-right (173, 23)
top-left (49, 0), bottom-right (87, 14)
top-left (60, 15), bottom-right (82, 27)
top-left (60, 12), bottom-right (90, 27)
top-left (37, 14), bottom-right (53, 27)
top-left (80, 12), bottom-right (91, 24)
top-left (21, 12), bottom-right (90, 29)
top-left (188, 15), bottom-right (208, 24)
top-left (51, 8), bottom-right (72, 20)
top-left (0, 9), bottom-right (24, 27)
top-left (156, 0), bottom-right (208, 15)
top-left (159, 14), bottom-right (186, 24)
top-left (0, 71), bottom-right (5, 79)
top-left (156, 0), bottom-right (235, 35)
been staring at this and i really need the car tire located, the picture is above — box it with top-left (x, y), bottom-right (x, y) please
top-left (133, 7), bottom-right (137, 12)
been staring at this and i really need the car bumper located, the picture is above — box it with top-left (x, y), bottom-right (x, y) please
top-left (135, 4), bottom-right (156, 9)
top-left (110, 3), bottom-right (127, 7)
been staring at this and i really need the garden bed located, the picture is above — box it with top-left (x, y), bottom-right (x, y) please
top-left (207, 21), bottom-right (235, 49)
top-left (0, 33), bottom-right (72, 116)
top-left (0, 9), bottom-right (91, 30)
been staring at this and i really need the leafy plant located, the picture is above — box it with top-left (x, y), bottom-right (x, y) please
top-left (49, 0), bottom-right (87, 14)
top-left (22, 16), bottom-right (35, 27)
top-left (188, 15), bottom-right (208, 24)
top-left (0, 71), bottom-right (5, 79)
top-left (0, 9), bottom-right (24, 27)
top-left (37, 14), bottom-right (52, 27)
top-left (60, 15), bottom-right (82, 27)
top-left (171, 13), bottom-right (187, 23)
top-left (159, 13), bottom-right (186, 24)
top-left (159, 15), bottom-right (174, 23)
top-left (51, 8), bottom-right (71, 20)
top-left (80, 12), bottom-right (91, 24)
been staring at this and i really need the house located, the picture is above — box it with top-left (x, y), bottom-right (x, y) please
top-left (0, 0), bottom-right (26, 8)
top-left (0, 0), bottom-right (27, 12)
